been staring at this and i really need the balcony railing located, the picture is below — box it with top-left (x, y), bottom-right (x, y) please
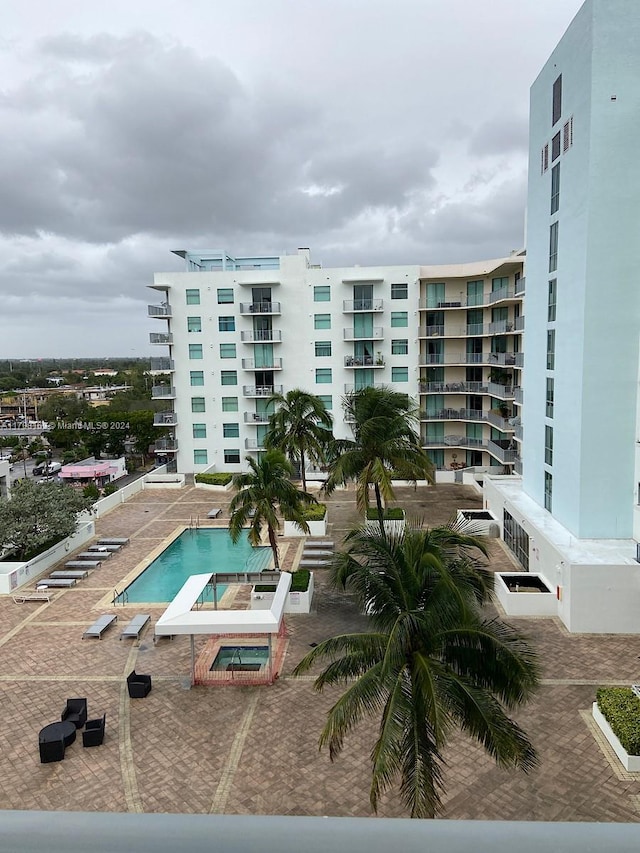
top-left (513, 386), bottom-right (524, 404)
top-left (344, 382), bottom-right (385, 393)
top-left (154, 412), bottom-right (178, 426)
top-left (240, 330), bottom-right (282, 343)
top-left (514, 424), bottom-right (523, 440)
top-left (244, 412), bottom-right (271, 423)
top-left (422, 435), bottom-right (487, 449)
top-left (487, 382), bottom-right (515, 399)
top-left (342, 299), bottom-right (383, 312)
top-left (489, 287), bottom-right (516, 304)
top-left (420, 352), bottom-right (510, 366)
top-left (515, 276), bottom-right (526, 295)
top-left (488, 320), bottom-right (514, 334)
top-left (343, 327), bottom-right (384, 340)
top-left (239, 302), bottom-right (281, 315)
top-left (344, 356), bottom-right (385, 368)
top-left (514, 316), bottom-right (525, 331)
top-left (487, 411), bottom-right (514, 431)
top-left (488, 352), bottom-right (517, 366)
top-left (419, 381), bottom-right (489, 394)
top-left (148, 304), bottom-right (172, 318)
top-left (420, 408), bottom-right (486, 421)
top-left (514, 352), bottom-right (524, 367)
top-left (245, 438), bottom-right (265, 450)
top-left (154, 439), bottom-right (178, 452)
top-left (514, 456), bottom-right (523, 474)
top-left (150, 357), bottom-right (174, 372)
top-left (151, 386), bottom-right (176, 399)
top-left (149, 332), bottom-right (173, 345)
top-left (488, 439), bottom-right (517, 464)
top-left (242, 385), bottom-right (283, 397)
top-left (241, 357), bottom-right (282, 371)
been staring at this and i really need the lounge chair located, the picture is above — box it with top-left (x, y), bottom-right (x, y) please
top-left (82, 614), bottom-right (118, 639)
top-left (82, 714), bottom-right (106, 747)
top-left (12, 592), bottom-right (52, 604)
top-left (88, 544), bottom-right (121, 553)
top-left (50, 569), bottom-right (89, 580)
top-left (207, 508), bottom-right (222, 519)
top-left (37, 578), bottom-right (77, 589)
top-left (127, 670), bottom-right (152, 698)
top-left (304, 540), bottom-right (335, 549)
top-left (61, 698), bottom-right (87, 729)
top-left (65, 560), bottom-right (101, 569)
top-left (301, 549), bottom-right (333, 558)
top-left (76, 551), bottom-right (111, 560)
top-left (120, 614), bottom-right (150, 642)
top-left (299, 558), bottom-right (332, 568)
top-left (97, 537), bottom-right (129, 546)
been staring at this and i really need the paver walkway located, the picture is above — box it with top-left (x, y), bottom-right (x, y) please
top-left (1, 483), bottom-right (639, 820)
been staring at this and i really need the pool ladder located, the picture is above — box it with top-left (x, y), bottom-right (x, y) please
top-left (113, 588), bottom-right (129, 606)
top-left (189, 514), bottom-right (201, 529)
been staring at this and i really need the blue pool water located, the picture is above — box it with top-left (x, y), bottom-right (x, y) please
top-left (211, 645), bottom-right (270, 672)
top-left (124, 529), bottom-right (272, 603)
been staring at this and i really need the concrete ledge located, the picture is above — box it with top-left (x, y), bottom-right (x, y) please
top-left (592, 702), bottom-right (640, 772)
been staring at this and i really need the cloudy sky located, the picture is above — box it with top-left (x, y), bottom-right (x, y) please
top-left (0, 0), bottom-right (584, 358)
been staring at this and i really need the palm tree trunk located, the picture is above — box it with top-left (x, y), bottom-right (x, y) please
top-left (300, 449), bottom-right (307, 493)
top-left (267, 524), bottom-right (280, 569)
top-left (374, 483), bottom-right (386, 540)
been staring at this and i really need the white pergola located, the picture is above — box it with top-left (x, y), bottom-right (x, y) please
top-left (155, 571), bottom-right (292, 683)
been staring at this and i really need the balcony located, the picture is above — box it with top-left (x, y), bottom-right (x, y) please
top-left (240, 330), bottom-right (282, 343)
top-left (487, 382), bottom-right (515, 400)
top-left (150, 357), bottom-right (174, 372)
top-left (487, 411), bottom-right (514, 431)
top-left (148, 304), bottom-right (172, 318)
top-left (244, 412), bottom-right (271, 423)
top-left (514, 353), bottom-right (524, 367)
top-left (515, 276), bottom-right (526, 295)
top-left (514, 424), bottom-right (523, 441)
top-left (419, 299), bottom-right (463, 310)
top-left (488, 439), bottom-right (517, 464)
top-left (343, 327), bottom-right (384, 340)
top-left (154, 439), bottom-right (178, 453)
top-left (342, 299), bottom-right (383, 312)
top-left (243, 384), bottom-right (283, 397)
top-left (151, 385), bottom-right (176, 399)
top-left (149, 332), bottom-right (173, 345)
top-left (513, 386), bottom-right (524, 404)
top-left (514, 456), bottom-right (523, 474)
top-left (422, 435), bottom-right (487, 449)
top-left (245, 438), bottom-right (265, 450)
top-left (239, 302), bottom-right (281, 315)
top-left (344, 356), bottom-right (385, 368)
top-left (488, 352), bottom-right (517, 366)
top-left (421, 325), bottom-right (446, 337)
top-left (241, 357), bottom-right (282, 371)
top-left (344, 382), bottom-right (385, 393)
top-left (419, 352), bottom-right (501, 366)
top-left (154, 412), bottom-right (178, 426)
top-left (419, 381), bottom-right (489, 394)
top-left (488, 320), bottom-right (514, 335)
top-left (489, 287), bottom-right (516, 304)
top-left (421, 408), bottom-right (486, 422)
top-left (514, 316), bottom-right (525, 331)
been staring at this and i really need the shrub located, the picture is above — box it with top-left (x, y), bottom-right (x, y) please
top-left (195, 472), bottom-right (233, 486)
top-left (366, 507), bottom-right (405, 520)
top-left (254, 569), bottom-right (311, 594)
top-left (102, 482), bottom-right (119, 496)
top-left (83, 483), bottom-right (100, 501)
top-left (596, 687), bottom-right (640, 755)
top-left (300, 503), bottom-right (326, 521)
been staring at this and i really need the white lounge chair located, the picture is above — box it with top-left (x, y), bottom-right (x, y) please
top-left (120, 614), bottom-right (151, 642)
top-left (299, 558), bottom-right (332, 568)
top-left (302, 550), bottom-right (333, 558)
top-left (82, 614), bottom-right (118, 639)
top-left (37, 578), bottom-right (77, 588)
top-left (304, 540), bottom-right (335, 549)
top-left (89, 544), bottom-right (121, 553)
top-left (12, 592), bottom-right (52, 603)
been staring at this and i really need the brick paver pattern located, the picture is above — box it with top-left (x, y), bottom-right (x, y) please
top-left (1, 483), bottom-right (639, 820)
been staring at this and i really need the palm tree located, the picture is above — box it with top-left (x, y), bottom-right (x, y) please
top-left (228, 450), bottom-right (316, 569)
top-left (325, 386), bottom-right (434, 535)
top-left (293, 523), bottom-right (540, 818)
top-left (264, 389), bottom-right (333, 492)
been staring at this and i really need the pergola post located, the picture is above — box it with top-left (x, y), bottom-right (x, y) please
top-left (190, 634), bottom-right (195, 685)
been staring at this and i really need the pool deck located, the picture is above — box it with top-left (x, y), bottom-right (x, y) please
top-left (1, 483), bottom-right (639, 820)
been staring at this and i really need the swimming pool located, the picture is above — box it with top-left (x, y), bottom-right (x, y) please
top-left (210, 645), bottom-right (270, 672)
top-left (123, 529), bottom-right (272, 603)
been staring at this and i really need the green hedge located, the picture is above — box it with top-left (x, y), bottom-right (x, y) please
top-left (366, 507), bottom-right (405, 520)
top-left (254, 569), bottom-right (311, 594)
top-left (195, 472), bottom-right (233, 486)
top-left (596, 687), bottom-right (640, 755)
top-left (300, 503), bottom-right (326, 521)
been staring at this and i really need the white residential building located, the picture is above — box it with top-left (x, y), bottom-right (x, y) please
top-left (484, 0), bottom-right (640, 632)
top-left (148, 250), bottom-right (524, 477)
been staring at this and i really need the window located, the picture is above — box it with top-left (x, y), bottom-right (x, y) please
top-left (314, 286), bottom-right (330, 302)
top-left (219, 316), bottom-right (235, 332)
top-left (392, 339), bottom-right (408, 355)
top-left (317, 394), bottom-right (332, 411)
top-left (221, 396), bottom-right (238, 412)
top-left (544, 471), bottom-right (553, 512)
top-left (545, 425), bottom-right (553, 466)
top-left (217, 288), bottom-right (234, 304)
top-left (221, 370), bottom-right (237, 386)
top-left (548, 279), bottom-right (557, 322)
top-left (224, 449), bottom-right (241, 464)
top-left (188, 343), bottom-right (203, 360)
top-left (190, 370), bottom-right (204, 386)
top-left (391, 283), bottom-right (408, 299)
top-left (563, 117), bottom-right (573, 151)
top-left (546, 378), bottom-right (554, 418)
top-left (549, 222), bottom-right (559, 272)
top-left (192, 423), bottom-right (207, 439)
top-left (315, 368), bottom-right (332, 384)
top-left (467, 280), bottom-right (484, 306)
top-left (193, 449), bottom-right (208, 465)
top-left (220, 343), bottom-right (236, 359)
top-left (186, 289), bottom-right (200, 305)
top-left (391, 311), bottom-right (408, 327)
top-left (550, 163), bottom-right (560, 214)
top-left (314, 313), bottom-right (331, 329)
top-left (191, 397), bottom-right (205, 413)
top-left (541, 143), bottom-right (549, 174)
top-left (491, 277), bottom-right (508, 292)
top-left (546, 329), bottom-right (555, 370)
top-left (187, 316), bottom-right (202, 333)
top-left (391, 367), bottom-right (408, 382)
top-left (552, 74), bottom-right (562, 126)
top-left (223, 423), bottom-right (239, 438)
top-left (551, 131), bottom-right (561, 162)
top-left (315, 341), bottom-right (332, 357)
top-left (425, 282), bottom-right (445, 309)
top-left (503, 510), bottom-right (530, 571)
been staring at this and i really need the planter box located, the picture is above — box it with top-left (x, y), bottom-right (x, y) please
top-left (283, 518), bottom-right (326, 537)
top-left (365, 509), bottom-right (405, 538)
top-left (592, 702), bottom-right (640, 771)
top-left (144, 474), bottom-right (185, 489)
top-left (194, 480), bottom-right (233, 492)
top-left (456, 509), bottom-right (499, 536)
top-left (250, 572), bottom-right (314, 614)
top-left (494, 572), bottom-right (557, 617)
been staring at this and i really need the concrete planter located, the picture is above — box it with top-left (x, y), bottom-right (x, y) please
top-left (194, 480), bottom-right (234, 492)
top-left (144, 474), bottom-right (185, 489)
top-left (364, 510), bottom-right (406, 537)
top-left (283, 518), bottom-right (326, 537)
top-left (494, 572), bottom-right (557, 617)
top-left (592, 702), bottom-right (640, 772)
top-left (456, 509), bottom-right (499, 536)
top-left (250, 572), bottom-right (314, 614)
